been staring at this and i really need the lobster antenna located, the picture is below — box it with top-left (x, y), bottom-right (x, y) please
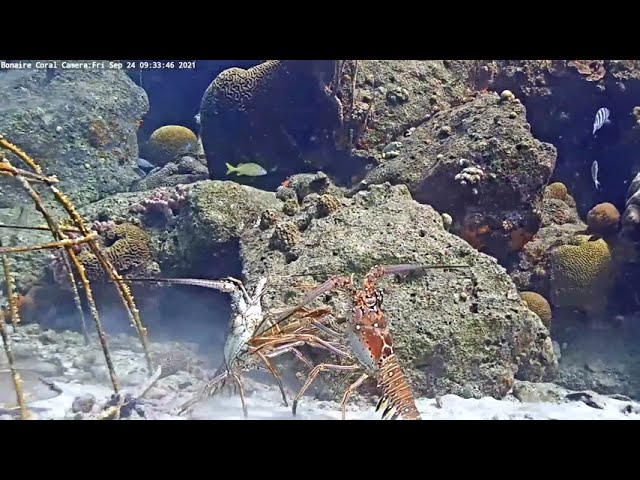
top-left (257, 262), bottom-right (472, 334)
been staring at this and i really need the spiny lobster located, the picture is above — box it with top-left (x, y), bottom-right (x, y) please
top-left (123, 275), bottom-right (352, 418)
top-left (271, 263), bottom-right (470, 420)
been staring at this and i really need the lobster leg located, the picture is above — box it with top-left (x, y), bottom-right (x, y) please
top-left (231, 372), bottom-right (248, 419)
top-left (340, 372), bottom-right (369, 420)
top-left (251, 277), bottom-right (269, 304)
top-left (271, 338), bottom-right (352, 363)
top-left (261, 340), bottom-right (306, 356)
top-left (177, 393), bottom-right (204, 416)
top-left (292, 363), bottom-right (361, 416)
top-left (259, 342), bottom-right (315, 369)
top-left (262, 274), bottom-right (355, 332)
top-left (251, 330), bottom-right (355, 407)
top-left (223, 276), bottom-right (252, 303)
top-left (289, 347), bottom-right (314, 369)
top-left (177, 368), bottom-right (229, 415)
top-left (255, 350), bottom-right (289, 407)
top-left (310, 318), bottom-right (343, 338)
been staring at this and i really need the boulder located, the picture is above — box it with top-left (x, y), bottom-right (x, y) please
top-left (356, 92), bottom-right (557, 262)
top-left (240, 183), bottom-right (558, 399)
top-left (0, 63), bottom-right (148, 209)
top-left (351, 60), bottom-right (472, 152)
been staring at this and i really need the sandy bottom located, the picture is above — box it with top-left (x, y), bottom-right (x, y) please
top-left (17, 379), bottom-right (640, 420)
top-left (2, 326), bottom-right (639, 420)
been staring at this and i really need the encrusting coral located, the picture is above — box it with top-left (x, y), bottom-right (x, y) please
top-left (270, 221), bottom-right (301, 251)
top-left (259, 210), bottom-right (280, 230)
top-left (282, 198), bottom-right (300, 216)
top-left (316, 193), bottom-right (340, 217)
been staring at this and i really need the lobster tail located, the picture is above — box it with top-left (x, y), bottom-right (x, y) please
top-left (375, 354), bottom-right (421, 420)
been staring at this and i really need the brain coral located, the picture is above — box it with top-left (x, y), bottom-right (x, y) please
top-left (199, 60), bottom-right (341, 180)
top-left (586, 202), bottom-right (620, 235)
top-left (147, 125), bottom-right (199, 166)
top-left (519, 291), bottom-right (552, 328)
top-left (78, 223), bottom-right (151, 280)
top-left (549, 235), bottom-right (613, 316)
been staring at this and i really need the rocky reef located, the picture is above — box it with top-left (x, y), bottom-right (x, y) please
top-left (2, 179), bottom-right (280, 332)
top-left (131, 155), bottom-right (209, 191)
top-left (356, 91), bottom-right (556, 262)
top-left (479, 60), bottom-right (640, 216)
top-left (8, 59), bottom-right (640, 411)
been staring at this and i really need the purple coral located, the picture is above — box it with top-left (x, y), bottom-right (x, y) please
top-left (129, 185), bottom-right (191, 225)
top-left (92, 220), bottom-right (116, 234)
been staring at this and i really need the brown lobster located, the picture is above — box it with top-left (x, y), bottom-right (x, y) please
top-left (271, 263), bottom-right (470, 420)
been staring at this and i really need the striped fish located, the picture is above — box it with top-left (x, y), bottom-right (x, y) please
top-left (593, 107), bottom-right (611, 135)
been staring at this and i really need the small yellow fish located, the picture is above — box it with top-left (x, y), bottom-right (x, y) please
top-left (225, 162), bottom-right (267, 177)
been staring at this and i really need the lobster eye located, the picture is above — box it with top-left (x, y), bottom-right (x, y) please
top-left (365, 295), bottom-right (377, 308)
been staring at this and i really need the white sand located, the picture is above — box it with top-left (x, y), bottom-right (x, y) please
top-left (19, 379), bottom-right (640, 420)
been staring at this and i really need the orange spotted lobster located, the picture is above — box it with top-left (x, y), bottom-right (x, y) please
top-left (271, 263), bottom-right (469, 420)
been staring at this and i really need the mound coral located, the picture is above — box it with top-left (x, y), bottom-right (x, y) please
top-left (540, 197), bottom-right (581, 227)
top-left (270, 221), bottom-right (300, 251)
top-left (519, 291), bottom-right (552, 328)
top-left (544, 182), bottom-right (568, 201)
top-left (549, 235), bottom-right (614, 316)
top-left (51, 220), bottom-right (116, 260)
top-left (316, 193), bottom-right (340, 217)
top-left (147, 125), bottom-right (199, 166)
top-left (587, 202), bottom-right (620, 235)
top-left (282, 198), bottom-right (299, 216)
